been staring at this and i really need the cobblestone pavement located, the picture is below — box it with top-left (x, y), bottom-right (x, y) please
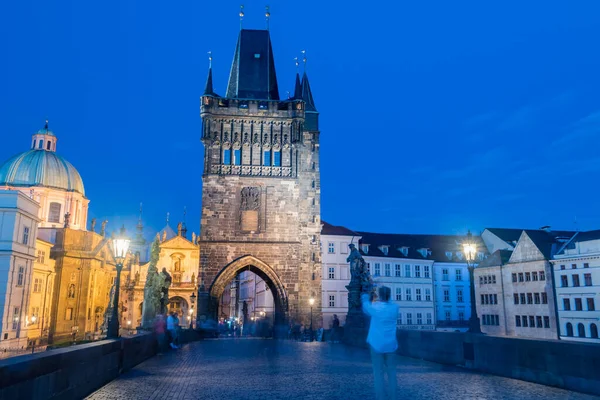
top-left (87, 339), bottom-right (598, 400)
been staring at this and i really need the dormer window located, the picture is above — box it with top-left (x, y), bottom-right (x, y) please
top-left (445, 251), bottom-right (453, 260)
top-left (456, 252), bottom-right (464, 261)
top-left (361, 244), bottom-right (370, 254)
top-left (477, 252), bottom-right (485, 261)
top-left (418, 248), bottom-right (429, 258)
top-left (398, 247), bottom-right (409, 257)
top-left (379, 245), bottom-right (389, 256)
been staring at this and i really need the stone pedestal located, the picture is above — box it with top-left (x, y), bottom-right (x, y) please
top-left (342, 281), bottom-right (369, 346)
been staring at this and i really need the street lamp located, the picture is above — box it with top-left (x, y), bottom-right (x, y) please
top-left (309, 297), bottom-right (315, 341)
top-left (190, 292), bottom-right (196, 329)
top-left (107, 226), bottom-right (130, 339)
top-left (463, 230), bottom-right (481, 334)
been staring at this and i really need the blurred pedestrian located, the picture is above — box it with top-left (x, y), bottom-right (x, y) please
top-left (362, 286), bottom-right (398, 400)
top-left (331, 314), bottom-right (340, 343)
top-left (154, 314), bottom-right (167, 354)
top-left (167, 312), bottom-right (179, 349)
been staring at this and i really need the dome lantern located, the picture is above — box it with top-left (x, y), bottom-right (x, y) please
top-left (31, 120), bottom-right (58, 152)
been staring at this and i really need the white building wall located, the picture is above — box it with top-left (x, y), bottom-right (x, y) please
top-left (0, 190), bottom-right (40, 349)
top-left (365, 256), bottom-right (435, 331)
top-left (552, 245), bottom-right (600, 343)
top-left (433, 262), bottom-right (471, 330)
top-left (321, 234), bottom-right (355, 328)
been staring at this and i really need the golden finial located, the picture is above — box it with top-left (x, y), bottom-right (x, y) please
top-left (266, 6), bottom-right (271, 30)
top-left (44, 119), bottom-right (49, 129)
top-left (301, 50), bottom-right (307, 72)
top-left (208, 51), bottom-right (212, 68)
top-left (294, 57), bottom-right (299, 71)
top-left (239, 5), bottom-right (244, 29)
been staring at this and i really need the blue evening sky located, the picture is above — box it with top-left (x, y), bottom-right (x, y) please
top-left (1, 1), bottom-right (600, 238)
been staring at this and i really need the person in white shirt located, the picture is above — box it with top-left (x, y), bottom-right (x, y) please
top-left (166, 312), bottom-right (179, 349)
top-left (362, 286), bottom-right (399, 400)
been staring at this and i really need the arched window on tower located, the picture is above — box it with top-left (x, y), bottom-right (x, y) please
top-left (223, 149), bottom-right (231, 165)
top-left (263, 150), bottom-right (271, 166)
top-left (233, 149), bottom-right (241, 165)
top-left (32, 140), bottom-right (36, 149)
top-left (273, 151), bottom-right (281, 167)
top-left (591, 323), bottom-right (598, 338)
top-left (38, 141), bottom-right (43, 149)
top-left (46, 141), bottom-right (51, 150)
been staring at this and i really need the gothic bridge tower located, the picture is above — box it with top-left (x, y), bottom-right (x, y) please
top-left (197, 27), bottom-right (321, 330)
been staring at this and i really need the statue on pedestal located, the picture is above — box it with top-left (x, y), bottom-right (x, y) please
top-left (344, 243), bottom-right (375, 345)
top-left (160, 268), bottom-right (172, 314)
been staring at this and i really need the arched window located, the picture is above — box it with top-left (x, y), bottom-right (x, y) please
top-left (32, 140), bottom-right (36, 149)
top-left (233, 149), bottom-right (241, 165)
top-left (223, 149), bottom-right (231, 165)
top-left (566, 323), bottom-right (573, 337)
top-left (263, 150), bottom-right (271, 166)
top-left (591, 323), bottom-right (598, 338)
top-left (46, 141), bottom-right (51, 150)
top-left (578, 323), bottom-right (586, 337)
top-left (38, 140), bottom-right (44, 149)
top-left (48, 202), bottom-right (61, 223)
top-left (273, 151), bottom-right (281, 167)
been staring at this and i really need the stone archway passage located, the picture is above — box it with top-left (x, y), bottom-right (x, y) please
top-left (209, 255), bottom-right (288, 326)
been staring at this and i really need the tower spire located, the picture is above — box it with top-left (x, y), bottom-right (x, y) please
top-left (45, 119), bottom-right (49, 130)
top-left (204, 51), bottom-right (216, 96)
top-left (266, 6), bottom-right (271, 30)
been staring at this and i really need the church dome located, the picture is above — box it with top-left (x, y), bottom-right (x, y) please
top-left (0, 150), bottom-right (85, 195)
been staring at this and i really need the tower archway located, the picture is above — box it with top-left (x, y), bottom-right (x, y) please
top-left (209, 255), bottom-right (288, 327)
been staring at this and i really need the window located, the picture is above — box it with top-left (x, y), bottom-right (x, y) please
top-left (416, 288), bottom-right (422, 301)
top-left (445, 311), bottom-right (451, 321)
top-left (455, 269), bottom-right (462, 281)
top-left (572, 275), bottom-right (580, 287)
top-left (525, 272), bottom-right (531, 281)
top-left (427, 313), bottom-right (432, 324)
top-left (425, 289), bottom-right (431, 301)
top-left (366, 263), bottom-right (371, 274)
top-left (591, 323), bottom-right (598, 338)
top-left (527, 293), bottom-right (533, 304)
top-left (48, 202), bottom-right (61, 223)
top-left (492, 275), bottom-right (496, 284)
top-left (17, 266), bottom-right (24, 286)
top-left (442, 269), bottom-right (449, 281)
top-left (578, 323), bottom-right (586, 337)
top-left (38, 140), bottom-right (43, 149)
top-left (233, 149), bottom-right (241, 165)
top-left (532, 271), bottom-right (538, 281)
top-left (536, 316), bottom-right (543, 328)
top-left (587, 298), bottom-right (595, 311)
top-left (519, 293), bottom-right (525, 304)
top-left (385, 264), bottom-right (391, 277)
top-left (406, 313), bottom-right (413, 325)
top-left (65, 308), bottom-right (73, 321)
top-left (479, 276), bottom-right (483, 285)
top-left (512, 273), bottom-right (517, 283)
top-left (534, 293), bottom-right (540, 304)
top-left (493, 294), bottom-right (498, 304)
top-left (542, 292), bottom-right (548, 304)
top-left (584, 273), bottom-right (592, 286)
top-left (518, 273), bottom-right (524, 282)
top-left (566, 322), bottom-right (573, 336)
top-left (572, 264), bottom-right (577, 270)
top-left (560, 265), bottom-right (566, 270)
top-left (424, 265), bottom-right (430, 278)
top-left (33, 278), bottom-right (42, 293)
top-left (481, 294), bottom-right (485, 305)
top-left (584, 263), bottom-right (589, 269)
top-left (458, 311), bottom-right (464, 321)
top-left (405, 265), bottom-right (411, 278)
top-left (328, 242), bottom-right (335, 254)
top-left (22, 227), bottom-right (30, 245)
top-left (397, 313), bottom-right (402, 325)
top-left (415, 265), bottom-right (421, 278)
top-left (457, 289), bottom-right (463, 303)
top-left (575, 298), bottom-right (583, 311)
top-left (539, 271), bottom-right (545, 281)
top-left (406, 288), bottom-right (412, 301)
top-left (563, 298), bottom-right (571, 311)
top-left (544, 316), bottom-right (550, 328)
top-left (395, 264), bottom-right (401, 277)
top-left (416, 313), bottom-right (423, 325)
top-left (46, 141), bottom-right (51, 150)
top-left (223, 149), bottom-right (231, 164)
top-left (560, 275), bottom-right (568, 287)
top-left (374, 263), bottom-right (381, 277)
top-left (328, 267), bottom-right (335, 280)
top-left (30, 306), bottom-right (40, 323)
top-left (12, 307), bottom-right (20, 330)
top-left (522, 315), bottom-right (528, 327)
top-left (484, 276), bottom-right (488, 284)
top-left (395, 287), bottom-right (402, 301)
top-left (37, 250), bottom-right (46, 264)
top-left (515, 315), bottom-right (523, 327)
top-left (443, 289), bottom-right (449, 302)
top-left (329, 295), bottom-right (335, 307)
top-left (263, 150), bottom-right (271, 166)
top-left (273, 151), bottom-right (281, 167)
top-left (529, 316), bottom-right (535, 327)
top-left (514, 293), bottom-right (519, 305)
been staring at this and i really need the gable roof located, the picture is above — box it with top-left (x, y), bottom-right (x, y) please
top-left (522, 229), bottom-right (575, 260)
top-left (321, 221), bottom-right (358, 237)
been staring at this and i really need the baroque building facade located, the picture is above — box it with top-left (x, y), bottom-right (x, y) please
top-left (197, 27), bottom-right (322, 329)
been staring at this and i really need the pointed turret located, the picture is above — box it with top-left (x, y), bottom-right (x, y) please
top-left (226, 29), bottom-right (279, 100)
top-left (293, 72), bottom-right (302, 99)
top-left (203, 67), bottom-right (217, 96)
top-left (302, 72), bottom-right (319, 131)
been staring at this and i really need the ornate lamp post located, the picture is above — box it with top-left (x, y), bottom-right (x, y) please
top-left (463, 230), bottom-right (481, 334)
top-left (107, 226), bottom-right (130, 339)
top-left (309, 297), bottom-right (315, 341)
top-left (189, 292), bottom-right (196, 329)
